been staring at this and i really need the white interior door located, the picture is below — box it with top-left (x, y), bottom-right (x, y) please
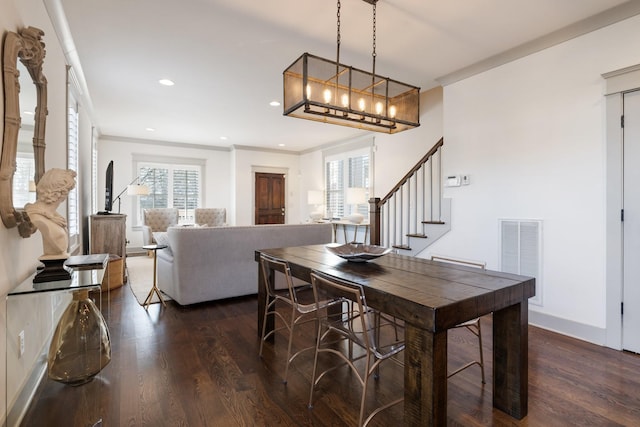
top-left (623, 89), bottom-right (640, 352)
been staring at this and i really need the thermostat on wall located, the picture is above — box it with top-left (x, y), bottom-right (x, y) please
top-left (446, 175), bottom-right (461, 187)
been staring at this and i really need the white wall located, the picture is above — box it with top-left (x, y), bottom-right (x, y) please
top-left (232, 147), bottom-right (302, 225)
top-left (427, 14), bottom-right (640, 344)
top-left (373, 87), bottom-right (444, 196)
top-left (97, 137), bottom-right (232, 247)
top-left (1, 0), bottom-right (74, 421)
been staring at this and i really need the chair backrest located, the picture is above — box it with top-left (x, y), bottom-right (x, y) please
top-left (430, 255), bottom-right (486, 270)
top-left (310, 270), bottom-right (375, 351)
top-left (143, 208), bottom-right (179, 232)
top-left (194, 208), bottom-right (226, 226)
top-left (259, 253), bottom-right (299, 302)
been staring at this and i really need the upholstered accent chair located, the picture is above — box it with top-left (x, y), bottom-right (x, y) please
top-left (141, 208), bottom-right (179, 245)
top-left (194, 208), bottom-right (226, 226)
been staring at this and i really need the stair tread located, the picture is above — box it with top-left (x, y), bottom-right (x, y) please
top-left (422, 220), bottom-right (445, 225)
top-left (406, 233), bottom-right (427, 238)
top-left (392, 244), bottom-right (412, 250)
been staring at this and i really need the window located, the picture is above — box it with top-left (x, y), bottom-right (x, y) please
top-left (13, 151), bottom-right (36, 207)
top-left (91, 127), bottom-right (98, 214)
top-left (324, 147), bottom-right (371, 219)
top-left (135, 160), bottom-right (203, 224)
top-left (67, 93), bottom-right (80, 251)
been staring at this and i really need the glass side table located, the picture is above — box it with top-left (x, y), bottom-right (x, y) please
top-left (142, 244), bottom-right (168, 309)
top-left (6, 254), bottom-right (111, 426)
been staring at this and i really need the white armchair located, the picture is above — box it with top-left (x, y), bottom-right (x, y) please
top-left (194, 208), bottom-right (226, 226)
top-left (141, 208), bottom-right (179, 245)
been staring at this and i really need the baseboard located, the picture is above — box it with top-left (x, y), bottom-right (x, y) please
top-left (529, 309), bottom-right (607, 346)
top-left (6, 354), bottom-right (47, 427)
top-left (126, 247), bottom-right (148, 257)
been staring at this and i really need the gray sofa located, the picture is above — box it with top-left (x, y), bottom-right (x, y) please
top-left (156, 223), bottom-right (333, 305)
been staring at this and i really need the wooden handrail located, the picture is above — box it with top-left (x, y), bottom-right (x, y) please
top-left (369, 137), bottom-right (444, 246)
top-left (378, 137), bottom-right (444, 206)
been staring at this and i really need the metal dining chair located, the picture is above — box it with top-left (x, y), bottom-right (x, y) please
top-left (308, 270), bottom-right (405, 427)
top-left (431, 255), bottom-right (487, 384)
top-left (258, 253), bottom-right (341, 384)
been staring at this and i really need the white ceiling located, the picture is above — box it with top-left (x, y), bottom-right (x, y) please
top-left (56, 0), bottom-right (639, 152)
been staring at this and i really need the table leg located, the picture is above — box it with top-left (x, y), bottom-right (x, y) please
top-left (404, 324), bottom-right (447, 426)
top-left (144, 249), bottom-right (166, 309)
top-left (493, 301), bottom-right (528, 419)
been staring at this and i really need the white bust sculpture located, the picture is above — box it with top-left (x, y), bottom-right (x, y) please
top-left (24, 168), bottom-right (77, 260)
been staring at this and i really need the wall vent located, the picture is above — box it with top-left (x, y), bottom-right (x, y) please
top-left (499, 219), bottom-right (543, 306)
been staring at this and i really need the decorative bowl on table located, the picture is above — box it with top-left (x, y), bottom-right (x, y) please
top-left (325, 243), bottom-right (392, 262)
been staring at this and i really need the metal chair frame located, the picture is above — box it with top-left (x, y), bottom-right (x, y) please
top-left (431, 255), bottom-right (486, 384)
top-left (258, 253), bottom-right (339, 384)
top-left (308, 270), bottom-right (405, 427)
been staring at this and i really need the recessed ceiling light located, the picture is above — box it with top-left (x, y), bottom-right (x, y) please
top-left (220, 136), bottom-right (228, 140)
top-left (269, 101), bottom-right (281, 107)
top-left (158, 79), bottom-right (174, 86)
top-left (146, 127), bottom-right (155, 132)
top-left (278, 143), bottom-right (285, 147)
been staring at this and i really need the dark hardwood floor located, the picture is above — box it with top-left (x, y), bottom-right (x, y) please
top-left (20, 280), bottom-right (640, 426)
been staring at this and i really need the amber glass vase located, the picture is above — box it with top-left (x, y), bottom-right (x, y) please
top-left (47, 289), bottom-right (111, 386)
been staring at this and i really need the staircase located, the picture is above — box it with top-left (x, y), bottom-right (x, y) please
top-left (369, 138), bottom-right (450, 256)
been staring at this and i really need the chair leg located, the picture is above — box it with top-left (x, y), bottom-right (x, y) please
top-left (447, 319), bottom-right (486, 384)
top-left (476, 319), bottom-right (486, 384)
top-left (258, 300), bottom-right (273, 358)
top-left (308, 320), bottom-right (324, 409)
top-left (282, 305), bottom-right (296, 384)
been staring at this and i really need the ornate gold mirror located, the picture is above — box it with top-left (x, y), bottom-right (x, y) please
top-left (1, 27), bottom-right (47, 237)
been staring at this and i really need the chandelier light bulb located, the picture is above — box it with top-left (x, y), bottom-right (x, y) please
top-left (375, 102), bottom-right (383, 115)
top-left (306, 84), bottom-right (311, 99)
top-left (323, 88), bottom-right (332, 104)
top-left (341, 93), bottom-right (349, 108)
top-left (389, 105), bottom-right (397, 119)
top-left (358, 98), bottom-right (366, 112)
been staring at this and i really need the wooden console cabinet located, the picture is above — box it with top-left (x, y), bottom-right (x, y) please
top-left (90, 214), bottom-right (126, 282)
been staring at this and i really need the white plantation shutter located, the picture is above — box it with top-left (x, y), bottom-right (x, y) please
top-left (348, 154), bottom-right (369, 216)
top-left (326, 159), bottom-right (344, 218)
top-left (172, 168), bottom-right (200, 222)
top-left (325, 149), bottom-right (371, 219)
top-left (13, 153), bottom-right (36, 207)
top-left (136, 162), bottom-right (202, 224)
top-left (91, 127), bottom-right (98, 213)
top-left (67, 97), bottom-right (80, 249)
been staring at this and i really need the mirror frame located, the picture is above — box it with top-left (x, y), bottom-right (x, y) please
top-left (1, 27), bottom-right (47, 237)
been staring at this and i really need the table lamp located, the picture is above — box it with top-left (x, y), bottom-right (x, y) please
top-left (345, 187), bottom-right (367, 224)
top-left (307, 190), bottom-right (324, 221)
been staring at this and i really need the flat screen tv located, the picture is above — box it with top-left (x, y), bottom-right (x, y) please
top-left (103, 160), bottom-right (114, 213)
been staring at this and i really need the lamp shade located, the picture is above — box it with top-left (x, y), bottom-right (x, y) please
top-left (307, 190), bottom-right (324, 205)
top-left (127, 184), bottom-right (150, 196)
top-left (345, 187), bottom-right (367, 205)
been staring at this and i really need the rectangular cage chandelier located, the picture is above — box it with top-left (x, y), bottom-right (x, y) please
top-left (283, 0), bottom-right (420, 134)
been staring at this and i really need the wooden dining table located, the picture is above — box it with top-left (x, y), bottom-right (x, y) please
top-left (256, 244), bottom-right (535, 426)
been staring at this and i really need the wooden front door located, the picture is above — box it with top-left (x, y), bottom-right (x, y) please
top-left (255, 172), bottom-right (285, 224)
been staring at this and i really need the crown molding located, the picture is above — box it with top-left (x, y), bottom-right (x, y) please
top-left (101, 135), bottom-right (230, 152)
top-left (437, 1), bottom-right (640, 86)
